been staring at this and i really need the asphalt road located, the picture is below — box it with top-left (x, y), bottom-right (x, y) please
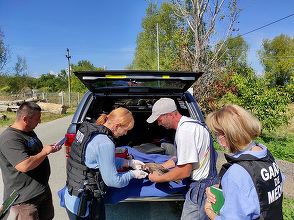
top-left (0, 115), bottom-right (72, 219)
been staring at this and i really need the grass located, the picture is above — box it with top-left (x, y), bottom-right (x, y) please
top-left (0, 107), bottom-right (76, 128)
top-left (257, 133), bottom-right (294, 163)
top-left (0, 111), bottom-right (15, 127)
top-left (283, 198), bottom-right (294, 220)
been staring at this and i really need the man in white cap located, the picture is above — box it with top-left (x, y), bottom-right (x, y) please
top-left (146, 98), bottom-right (218, 220)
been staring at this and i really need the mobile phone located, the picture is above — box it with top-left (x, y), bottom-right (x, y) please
top-left (54, 137), bottom-right (66, 146)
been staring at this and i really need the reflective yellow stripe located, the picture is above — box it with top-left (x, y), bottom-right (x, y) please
top-left (104, 75), bottom-right (170, 79)
top-left (192, 149), bottom-right (210, 171)
top-left (105, 75), bottom-right (127, 79)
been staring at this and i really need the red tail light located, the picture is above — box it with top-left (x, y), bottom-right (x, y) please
top-left (65, 133), bottom-right (76, 158)
top-left (115, 147), bottom-right (130, 172)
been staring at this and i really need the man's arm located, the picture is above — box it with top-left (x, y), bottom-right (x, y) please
top-left (148, 163), bottom-right (193, 183)
top-left (15, 145), bottom-right (55, 172)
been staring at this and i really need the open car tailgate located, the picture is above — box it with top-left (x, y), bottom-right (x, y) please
top-left (74, 70), bottom-right (203, 95)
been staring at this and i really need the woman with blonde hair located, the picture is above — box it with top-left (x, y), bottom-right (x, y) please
top-left (64, 107), bottom-right (148, 220)
top-left (204, 104), bottom-right (284, 220)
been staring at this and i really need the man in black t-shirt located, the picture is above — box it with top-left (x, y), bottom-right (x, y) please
top-left (0, 102), bottom-right (61, 220)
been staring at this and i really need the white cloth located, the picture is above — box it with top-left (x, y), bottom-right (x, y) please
top-left (175, 116), bottom-right (210, 181)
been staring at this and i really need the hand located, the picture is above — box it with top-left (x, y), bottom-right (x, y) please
top-left (52, 143), bottom-right (63, 151)
top-left (205, 186), bottom-right (216, 204)
top-left (204, 198), bottom-right (213, 210)
top-left (42, 145), bottom-right (54, 155)
top-left (148, 171), bottom-right (162, 183)
top-left (204, 197), bottom-right (217, 219)
top-left (128, 159), bottom-right (145, 170)
top-left (43, 144), bottom-right (61, 155)
top-left (130, 170), bottom-right (148, 179)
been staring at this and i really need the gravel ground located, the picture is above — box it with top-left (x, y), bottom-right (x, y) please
top-left (216, 151), bottom-right (294, 199)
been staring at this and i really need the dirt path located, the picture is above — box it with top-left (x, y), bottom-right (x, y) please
top-left (216, 151), bottom-right (294, 199)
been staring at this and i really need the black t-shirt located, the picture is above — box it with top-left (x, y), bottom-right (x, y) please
top-left (0, 126), bottom-right (51, 203)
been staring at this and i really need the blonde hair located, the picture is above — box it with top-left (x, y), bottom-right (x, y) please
top-left (206, 104), bottom-right (262, 153)
top-left (96, 107), bottom-right (134, 130)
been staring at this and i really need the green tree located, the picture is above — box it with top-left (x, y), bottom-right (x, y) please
top-left (0, 74), bottom-right (10, 91)
top-left (131, 2), bottom-right (186, 70)
top-left (258, 34), bottom-right (294, 87)
top-left (219, 74), bottom-right (292, 131)
top-left (36, 73), bottom-right (64, 92)
top-left (166, 0), bottom-right (241, 113)
top-left (172, 0), bottom-right (240, 72)
top-left (57, 69), bottom-right (68, 90)
top-left (14, 56), bottom-right (28, 75)
top-left (71, 60), bottom-right (103, 93)
top-left (285, 74), bottom-right (294, 101)
top-left (217, 36), bottom-right (248, 71)
top-left (5, 74), bottom-right (36, 92)
top-left (131, 3), bottom-right (158, 70)
top-left (195, 36), bottom-right (251, 113)
top-left (0, 28), bottom-right (9, 73)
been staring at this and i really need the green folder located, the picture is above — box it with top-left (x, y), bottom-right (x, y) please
top-left (0, 190), bottom-right (19, 219)
top-left (210, 186), bottom-right (224, 215)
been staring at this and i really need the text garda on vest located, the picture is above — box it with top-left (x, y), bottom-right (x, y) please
top-left (260, 162), bottom-right (282, 204)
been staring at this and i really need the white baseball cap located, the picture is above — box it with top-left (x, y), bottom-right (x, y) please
top-left (146, 98), bottom-right (177, 123)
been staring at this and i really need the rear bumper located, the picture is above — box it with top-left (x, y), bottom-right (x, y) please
top-left (121, 195), bottom-right (185, 202)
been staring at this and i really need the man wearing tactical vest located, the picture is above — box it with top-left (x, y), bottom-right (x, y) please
top-left (64, 107), bottom-right (148, 220)
top-left (204, 104), bottom-right (284, 220)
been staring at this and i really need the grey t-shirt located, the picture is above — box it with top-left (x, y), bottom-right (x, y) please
top-left (0, 126), bottom-right (51, 203)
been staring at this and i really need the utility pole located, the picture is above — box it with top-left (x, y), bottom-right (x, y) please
top-left (65, 48), bottom-right (71, 107)
top-left (156, 23), bottom-right (160, 71)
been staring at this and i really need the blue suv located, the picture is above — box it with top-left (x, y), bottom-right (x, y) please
top-left (64, 70), bottom-right (204, 219)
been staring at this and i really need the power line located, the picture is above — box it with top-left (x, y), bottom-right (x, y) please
top-left (240, 13), bottom-right (294, 37)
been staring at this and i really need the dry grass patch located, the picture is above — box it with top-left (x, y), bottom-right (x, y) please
top-left (0, 107), bottom-right (76, 128)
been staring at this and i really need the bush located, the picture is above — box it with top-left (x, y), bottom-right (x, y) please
top-left (219, 74), bottom-right (292, 131)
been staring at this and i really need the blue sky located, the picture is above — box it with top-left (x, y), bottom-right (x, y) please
top-left (0, 0), bottom-right (294, 76)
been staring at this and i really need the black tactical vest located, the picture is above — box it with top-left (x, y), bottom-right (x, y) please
top-left (219, 147), bottom-right (283, 220)
top-left (66, 121), bottom-right (114, 198)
